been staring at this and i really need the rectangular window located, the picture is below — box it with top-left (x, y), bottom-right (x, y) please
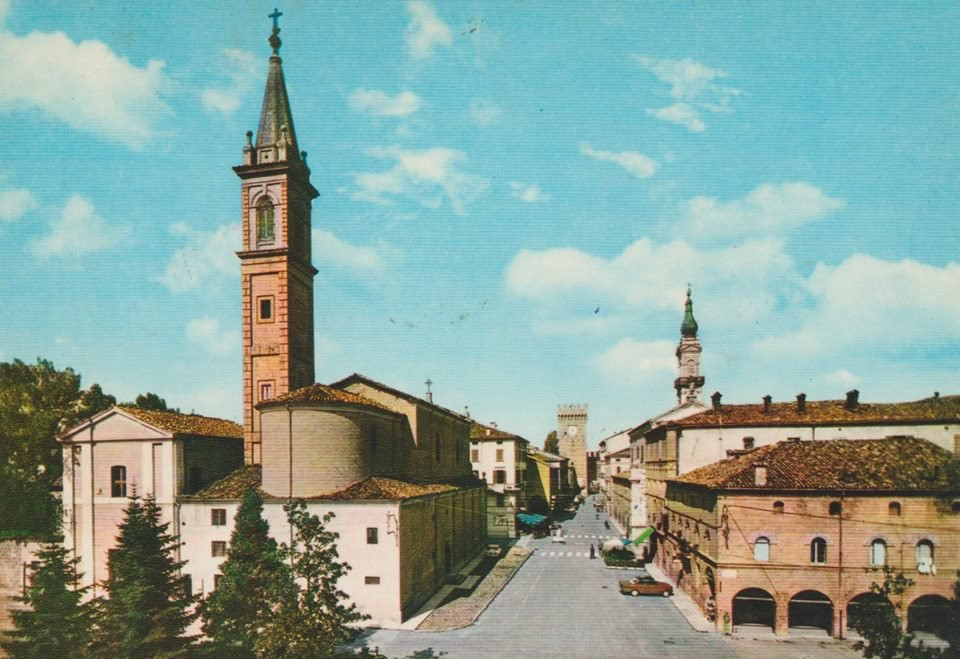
top-left (494, 470), bottom-right (506, 484)
top-left (471, 449), bottom-right (479, 463)
top-left (110, 465), bottom-right (127, 498)
top-left (258, 296), bottom-right (274, 322)
top-left (365, 576), bottom-right (380, 585)
top-left (366, 527), bottom-right (378, 544)
top-left (435, 433), bottom-right (441, 463)
top-left (181, 575), bottom-right (193, 598)
top-left (211, 509), bottom-right (227, 526)
top-left (211, 541), bottom-right (227, 557)
top-left (496, 494), bottom-right (505, 507)
top-left (495, 449), bottom-right (504, 462)
top-left (214, 574), bottom-right (223, 590)
top-left (259, 381), bottom-right (274, 402)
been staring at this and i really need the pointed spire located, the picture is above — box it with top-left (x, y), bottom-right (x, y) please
top-left (680, 285), bottom-right (698, 338)
top-left (255, 9), bottom-right (299, 160)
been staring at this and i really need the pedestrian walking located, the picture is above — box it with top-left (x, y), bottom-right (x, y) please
top-left (589, 543), bottom-right (596, 559)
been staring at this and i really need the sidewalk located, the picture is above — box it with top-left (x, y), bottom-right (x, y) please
top-left (406, 545), bottom-right (532, 631)
top-left (644, 559), bottom-right (716, 633)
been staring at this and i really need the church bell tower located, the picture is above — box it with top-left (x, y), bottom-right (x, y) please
top-left (235, 12), bottom-right (318, 465)
top-left (674, 286), bottom-right (704, 405)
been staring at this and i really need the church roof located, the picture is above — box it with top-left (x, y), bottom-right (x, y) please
top-left (330, 373), bottom-right (470, 422)
top-left (672, 437), bottom-right (960, 493)
top-left (185, 466), bottom-right (462, 501)
top-left (116, 406), bottom-right (242, 439)
top-left (668, 394), bottom-right (960, 429)
top-left (258, 383), bottom-right (393, 412)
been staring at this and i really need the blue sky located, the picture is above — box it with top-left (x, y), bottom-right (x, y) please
top-left (1, 1), bottom-right (958, 447)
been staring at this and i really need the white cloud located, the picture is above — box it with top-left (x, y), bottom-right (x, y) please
top-left (0, 186), bottom-right (37, 221)
top-left (647, 103), bottom-right (705, 133)
top-left (313, 228), bottom-right (401, 273)
top-left (754, 254), bottom-right (960, 358)
top-left (680, 182), bottom-right (845, 239)
top-left (509, 182), bottom-right (550, 203)
top-left (405, 1), bottom-right (452, 60)
top-left (186, 316), bottom-right (239, 357)
top-left (201, 48), bottom-right (259, 115)
top-left (593, 339), bottom-right (676, 386)
top-left (633, 55), bottom-right (742, 133)
top-left (0, 27), bottom-right (170, 149)
top-left (352, 145), bottom-right (488, 214)
top-left (28, 195), bottom-right (129, 258)
top-left (157, 222), bottom-right (240, 293)
top-left (579, 143), bottom-right (658, 179)
top-left (824, 369), bottom-right (860, 386)
top-left (348, 88), bottom-right (422, 117)
top-left (468, 98), bottom-right (502, 125)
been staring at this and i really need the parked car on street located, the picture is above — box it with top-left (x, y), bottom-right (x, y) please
top-left (485, 544), bottom-right (503, 557)
top-left (550, 529), bottom-right (566, 543)
top-left (618, 575), bottom-right (673, 597)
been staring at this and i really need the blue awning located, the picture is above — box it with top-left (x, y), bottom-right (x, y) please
top-left (517, 513), bottom-right (547, 525)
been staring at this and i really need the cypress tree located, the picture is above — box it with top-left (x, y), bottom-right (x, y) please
top-left (1, 539), bottom-right (92, 658)
top-left (92, 494), bottom-right (194, 657)
top-left (201, 488), bottom-right (287, 655)
top-left (255, 500), bottom-right (367, 657)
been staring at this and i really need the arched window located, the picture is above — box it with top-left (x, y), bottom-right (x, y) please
top-left (773, 501), bottom-right (784, 514)
top-left (754, 536), bottom-right (770, 561)
top-left (256, 197), bottom-right (275, 244)
top-left (110, 465), bottom-right (127, 498)
top-left (829, 501), bottom-right (842, 516)
top-left (810, 537), bottom-right (827, 564)
top-left (870, 539), bottom-right (887, 566)
top-left (889, 502), bottom-right (901, 516)
top-left (916, 540), bottom-right (934, 568)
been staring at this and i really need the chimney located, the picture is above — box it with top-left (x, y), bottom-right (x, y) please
top-left (934, 391), bottom-right (941, 399)
top-left (711, 391), bottom-right (722, 412)
top-left (464, 405), bottom-right (470, 418)
top-left (762, 395), bottom-right (772, 414)
top-left (845, 389), bottom-right (860, 410)
top-left (796, 393), bottom-right (806, 413)
top-left (754, 464), bottom-right (768, 486)
top-left (490, 421), bottom-right (498, 429)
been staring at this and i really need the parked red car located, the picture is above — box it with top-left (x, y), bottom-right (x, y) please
top-left (618, 575), bottom-right (673, 597)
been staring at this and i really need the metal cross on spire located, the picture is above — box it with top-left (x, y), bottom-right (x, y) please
top-left (269, 8), bottom-right (283, 30)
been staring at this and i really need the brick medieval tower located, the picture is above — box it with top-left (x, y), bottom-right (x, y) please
top-left (557, 404), bottom-right (588, 492)
top-left (674, 286), bottom-right (704, 405)
top-left (235, 14), bottom-right (318, 464)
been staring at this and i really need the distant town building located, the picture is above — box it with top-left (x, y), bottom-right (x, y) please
top-left (659, 437), bottom-right (960, 638)
top-left (470, 422), bottom-right (529, 537)
top-left (525, 448), bottom-right (575, 512)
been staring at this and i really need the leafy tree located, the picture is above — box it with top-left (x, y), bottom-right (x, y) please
top-left (255, 501), bottom-right (367, 657)
top-left (123, 392), bottom-right (178, 413)
top-left (1, 539), bottom-right (92, 658)
top-left (92, 494), bottom-right (194, 657)
top-left (851, 567), bottom-right (941, 658)
top-left (201, 489), bottom-right (287, 656)
top-left (543, 430), bottom-right (558, 454)
top-left (0, 358), bottom-right (114, 535)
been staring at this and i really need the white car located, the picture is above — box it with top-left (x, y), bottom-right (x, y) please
top-left (550, 530), bottom-right (566, 543)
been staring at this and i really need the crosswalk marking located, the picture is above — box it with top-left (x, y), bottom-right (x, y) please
top-left (539, 550), bottom-right (592, 558)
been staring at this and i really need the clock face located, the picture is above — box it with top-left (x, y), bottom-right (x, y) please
top-left (566, 425), bottom-right (579, 437)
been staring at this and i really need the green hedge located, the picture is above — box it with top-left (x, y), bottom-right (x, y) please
top-left (602, 548), bottom-right (645, 568)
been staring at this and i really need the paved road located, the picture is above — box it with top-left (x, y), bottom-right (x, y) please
top-left (360, 496), bottom-right (738, 658)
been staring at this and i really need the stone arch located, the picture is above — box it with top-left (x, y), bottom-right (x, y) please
top-left (846, 592), bottom-right (893, 634)
top-left (907, 594), bottom-right (950, 634)
top-left (732, 587), bottom-right (776, 630)
top-left (788, 590), bottom-right (833, 634)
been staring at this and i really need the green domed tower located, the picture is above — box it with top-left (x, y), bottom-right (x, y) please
top-left (674, 286), bottom-right (705, 404)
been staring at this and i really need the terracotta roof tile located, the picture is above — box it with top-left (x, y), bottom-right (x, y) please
top-left (186, 467), bottom-right (463, 502)
top-left (260, 383), bottom-right (393, 411)
top-left (329, 373), bottom-right (469, 421)
top-left (469, 422), bottom-right (528, 443)
top-left (670, 395), bottom-right (960, 429)
top-left (673, 437), bottom-right (960, 492)
top-left (118, 406), bottom-right (242, 439)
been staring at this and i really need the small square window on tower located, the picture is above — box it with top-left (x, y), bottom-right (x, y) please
top-left (258, 296), bottom-right (274, 322)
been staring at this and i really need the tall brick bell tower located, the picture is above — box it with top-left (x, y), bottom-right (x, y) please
top-left (235, 12), bottom-right (318, 465)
